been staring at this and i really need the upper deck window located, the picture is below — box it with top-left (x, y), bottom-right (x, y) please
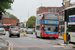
top-left (68, 8), bottom-right (75, 16)
top-left (45, 13), bottom-right (58, 20)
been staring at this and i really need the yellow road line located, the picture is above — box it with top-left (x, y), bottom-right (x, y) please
top-left (0, 38), bottom-right (13, 50)
top-left (11, 42), bottom-right (13, 50)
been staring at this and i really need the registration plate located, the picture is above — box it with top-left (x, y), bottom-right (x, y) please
top-left (49, 36), bottom-right (53, 37)
top-left (14, 34), bottom-right (17, 35)
top-left (0, 33), bottom-right (3, 34)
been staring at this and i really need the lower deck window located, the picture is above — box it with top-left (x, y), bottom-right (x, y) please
top-left (36, 26), bottom-right (40, 30)
top-left (68, 25), bottom-right (75, 32)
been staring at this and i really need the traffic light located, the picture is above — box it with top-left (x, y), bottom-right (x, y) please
top-left (64, 10), bottom-right (69, 22)
top-left (16, 22), bottom-right (19, 26)
top-left (0, 11), bottom-right (2, 20)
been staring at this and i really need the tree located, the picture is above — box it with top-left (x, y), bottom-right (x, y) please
top-left (26, 16), bottom-right (36, 28)
top-left (3, 12), bottom-right (17, 19)
top-left (0, 0), bottom-right (14, 13)
top-left (4, 12), bottom-right (17, 19)
top-left (10, 14), bottom-right (17, 19)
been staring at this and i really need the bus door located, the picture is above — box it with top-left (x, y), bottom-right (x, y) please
top-left (68, 25), bottom-right (75, 42)
top-left (41, 19), bottom-right (44, 30)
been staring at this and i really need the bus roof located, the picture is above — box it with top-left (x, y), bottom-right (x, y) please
top-left (64, 6), bottom-right (75, 10)
top-left (68, 22), bottom-right (75, 25)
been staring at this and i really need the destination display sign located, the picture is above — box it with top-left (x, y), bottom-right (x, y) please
top-left (47, 21), bottom-right (57, 23)
top-left (69, 17), bottom-right (75, 22)
top-left (45, 20), bottom-right (59, 25)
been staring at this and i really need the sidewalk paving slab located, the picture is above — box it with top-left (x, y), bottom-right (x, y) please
top-left (58, 36), bottom-right (63, 40)
top-left (0, 38), bottom-right (8, 50)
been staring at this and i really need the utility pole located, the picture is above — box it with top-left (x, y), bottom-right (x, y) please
top-left (64, 0), bottom-right (70, 34)
top-left (41, 3), bottom-right (42, 13)
top-left (61, 0), bottom-right (64, 36)
top-left (19, 16), bottom-right (21, 29)
top-left (27, 11), bottom-right (29, 29)
top-left (63, 0), bottom-right (71, 44)
top-left (69, 0), bottom-right (71, 7)
top-left (62, 0), bottom-right (64, 20)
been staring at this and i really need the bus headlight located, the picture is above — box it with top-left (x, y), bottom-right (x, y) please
top-left (42, 25), bottom-right (44, 27)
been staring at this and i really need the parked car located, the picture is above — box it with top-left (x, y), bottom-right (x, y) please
top-left (8, 26), bottom-right (15, 32)
top-left (9, 28), bottom-right (20, 37)
top-left (0, 28), bottom-right (6, 35)
top-left (0, 25), bottom-right (4, 28)
top-left (26, 28), bottom-right (33, 34)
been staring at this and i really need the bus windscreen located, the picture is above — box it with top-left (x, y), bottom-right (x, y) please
top-left (44, 25), bottom-right (58, 32)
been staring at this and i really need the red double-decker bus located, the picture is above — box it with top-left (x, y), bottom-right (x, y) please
top-left (3, 24), bottom-right (11, 31)
top-left (35, 12), bottom-right (60, 39)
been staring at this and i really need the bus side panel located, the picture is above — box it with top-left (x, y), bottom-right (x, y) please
top-left (42, 32), bottom-right (59, 38)
top-left (69, 32), bottom-right (75, 42)
top-left (36, 30), bottom-right (41, 37)
top-left (42, 32), bottom-right (47, 37)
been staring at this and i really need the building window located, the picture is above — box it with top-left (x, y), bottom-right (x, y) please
top-left (43, 11), bottom-right (45, 13)
top-left (52, 8), bottom-right (53, 12)
top-left (58, 9), bottom-right (60, 12)
top-left (55, 8), bottom-right (57, 12)
top-left (48, 8), bottom-right (50, 12)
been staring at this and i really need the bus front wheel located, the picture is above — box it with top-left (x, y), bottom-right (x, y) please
top-left (53, 38), bottom-right (56, 40)
top-left (40, 33), bottom-right (43, 39)
top-left (35, 32), bottom-right (39, 38)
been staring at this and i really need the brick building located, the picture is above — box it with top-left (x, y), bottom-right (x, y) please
top-left (2, 18), bottom-right (19, 26)
top-left (36, 3), bottom-right (74, 16)
top-left (0, 14), bottom-right (19, 26)
top-left (37, 7), bottom-right (62, 15)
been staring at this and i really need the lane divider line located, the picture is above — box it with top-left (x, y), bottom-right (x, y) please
top-left (7, 45), bottom-right (65, 48)
top-left (11, 42), bottom-right (13, 50)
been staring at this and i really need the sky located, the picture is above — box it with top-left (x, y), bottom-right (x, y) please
top-left (7, 0), bottom-right (75, 22)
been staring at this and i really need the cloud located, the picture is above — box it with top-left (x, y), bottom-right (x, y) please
top-left (6, 0), bottom-right (75, 22)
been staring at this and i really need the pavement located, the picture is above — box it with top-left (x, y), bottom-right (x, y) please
top-left (0, 38), bottom-right (8, 50)
top-left (59, 36), bottom-right (63, 40)
top-left (0, 31), bottom-right (75, 50)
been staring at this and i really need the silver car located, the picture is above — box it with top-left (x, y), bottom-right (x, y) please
top-left (9, 28), bottom-right (20, 37)
top-left (20, 28), bottom-right (23, 33)
top-left (26, 28), bottom-right (33, 34)
top-left (22, 28), bottom-right (27, 32)
top-left (0, 28), bottom-right (6, 35)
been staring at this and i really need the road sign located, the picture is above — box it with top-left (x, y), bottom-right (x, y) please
top-left (33, 25), bottom-right (35, 27)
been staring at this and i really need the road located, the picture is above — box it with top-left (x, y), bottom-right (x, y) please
top-left (0, 31), bottom-right (74, 50)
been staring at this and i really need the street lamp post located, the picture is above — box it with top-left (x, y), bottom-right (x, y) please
top-left (19, 16), bottom-right (21, 29)
top-left (41, 3), bottom-right (42, 13)
top-left (69, 0), bottom-right (71, 7)
top-left (62, 0), bottom-right (64, 20)
top-left (27, 11), bottom-right (29, 29)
